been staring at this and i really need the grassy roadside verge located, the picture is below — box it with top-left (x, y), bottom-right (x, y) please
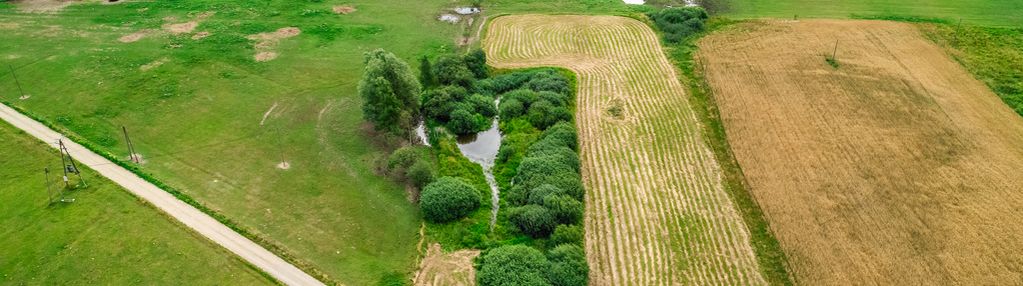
top-left (916, 23), bottom-right (1023, 118)
top-left (0, 101), bottom-right (333, 285)
top-left (658, 18), bottom-right (795, 286)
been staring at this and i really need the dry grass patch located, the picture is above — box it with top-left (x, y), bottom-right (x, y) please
top-left (487, 15), bottom-right (766, 285)
top-left (332, 5), bottom-right (356, 15)
top-left (413, 244), bottom-right (479, 286)
top-left (700, 20), bottom-right (1023, 285)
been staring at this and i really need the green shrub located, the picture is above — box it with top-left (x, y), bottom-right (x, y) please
top-left (468, 93), bottom-right (497, 118)
top-left (527, 100), bottom-right (571, 130)
top-left (514, 157), bottom-right (584, 201)
top-left (539, 122), bottom-right (578, 151)
top-left (526, 147), bottom-right (580, 173)
top-left (546, 244), bottom-right (589, 286)
top-left (447, 108), bottom-right (487, 135)
top-left (550, 224), bottom-right (584, 247)
top-left (421, 85), bottom-right (469, 121)
top-left (464, 49), bottom-right (488, 79)
top-left (543, 195), bottom-right (583, 225)
top-left (648, 7), bottom-right (708, 43)
top-left (537, 91), bottom-right (568, 106)
top-left (433, 55), bottom-right (475, 87)
top-left (527, 184), bottom-right (566, 205)
top-left (526, 72), bottom-right (571, 95)
top-left (499, 98), bottom-right (526, 119)
top-left (510, 205), bottom-right (557, 237)
top-left (502, 89), bottom-right (539, 106)
top-left (420, 177), bottom-right (481, 223)
top-left (406, 161), bottom-right (436, 189)
top-left (477, 245), bottom-right (551, 286)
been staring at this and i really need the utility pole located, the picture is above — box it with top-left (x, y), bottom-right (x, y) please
top-left (44, 167), bottom-right (55, 204)
top-left (122, 126), bottom-right (139, 164)
top-left (8, 64), bottom-right (26, 99)
top-left (832, 39), bottom-right (839, 60)
top-left (58, 139), bottom-right (86, 188)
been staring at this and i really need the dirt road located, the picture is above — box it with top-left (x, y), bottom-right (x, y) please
top-left (0, 103), bottom-right (324, 286)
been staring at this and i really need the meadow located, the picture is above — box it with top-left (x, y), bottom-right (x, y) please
top-left (713, 0), bottom-right (1023, 27)
top-left (0, 120), bottom-right (272, 285)
top-left (487, 15), bottom-right (766, 285)
top-left (0, 1), bottom-right (465, 284)
top-left (699, 19), bottom-right (1023, 285)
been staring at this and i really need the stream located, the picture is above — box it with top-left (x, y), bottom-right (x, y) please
top-left (415, 102), bottom-right (503, 230)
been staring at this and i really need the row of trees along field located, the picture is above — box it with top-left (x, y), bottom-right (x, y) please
top-left (358, 48), bottom-right (587, 285)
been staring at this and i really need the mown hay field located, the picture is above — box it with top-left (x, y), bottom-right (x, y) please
top-left (699, 20), bottom-right (1023, 285)
top-left (486, 15), bottom-right (766, 285)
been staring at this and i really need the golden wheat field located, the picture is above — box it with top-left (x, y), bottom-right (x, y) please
top-left (699, 20), bottom-right (1023, 285)
top-left (486, 15), bottom-right (767, 285)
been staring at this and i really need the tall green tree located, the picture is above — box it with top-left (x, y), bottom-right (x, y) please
top-left (464, 49), bottom-right (488, 79)
top-left (359, 49), bottom-right (422, 136)
top-left (419, 56), bottom-right (436, 88)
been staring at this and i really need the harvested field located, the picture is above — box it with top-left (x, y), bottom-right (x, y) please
top-left (486, 15), bottom-right (766, 285)
top-left (699, 20), bottom-right (1023, 285)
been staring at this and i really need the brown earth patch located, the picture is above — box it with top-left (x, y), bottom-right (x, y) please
top-left (12, 0), bottom-right (84, 13)
top-left (162, 11), bottom-right (214, 35)
top-left (332, 5), bottom-right (356, 15)
top-left (140, 58), bottom-right (168, 71)
top-left (413, 244), bottom-right (479, 286)
top-left (247, 27), bottom-right (301, 62)
top-left (191, 31), bottom-right (210, 40)
top-left (118, 29), bottom-right (152, 43)
top-left (700, 20), bottom-right (1023, 285)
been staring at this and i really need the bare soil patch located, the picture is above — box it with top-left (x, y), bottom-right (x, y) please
top-left (413, 244), bottom-right (479, 286)
top-left (247, 27), bottom-right (301, 62)
top-left (12, 0), bottom-right (84, 13)
top-left (700, 20), bottom-right (1023, 285)
top-left (332, 5), bottom-right (356, 15)
top-left (139, 58), bottom-right (168, 71)
top-left (191, 31), bottom-right (210, 40)
top-left (118, 29), bottom-right (152, 43)
top-left (486, 15), bottom-right (766, 285)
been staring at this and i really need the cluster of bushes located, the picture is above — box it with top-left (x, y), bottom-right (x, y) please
top-left (648, 7), bottom-right (709, 43)
top-left (477, 244), bottom-right (588, 286)
top-left (420, 50), bottom-right (496, 135)
top-left (484, 70), bottom-right (574, 130)
top-left (506, 122), bottom-right (583, 238)
top-left (385, 146), bottom-right (436, 190)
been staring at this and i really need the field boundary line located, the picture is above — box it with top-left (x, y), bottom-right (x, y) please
top-left (0, 102), bottom-right (325, 286)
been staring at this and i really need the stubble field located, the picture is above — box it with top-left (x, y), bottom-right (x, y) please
top-left (486, 15), bottom-right (766, 285)
top-left (699, 20), bottom-right (1023, 285)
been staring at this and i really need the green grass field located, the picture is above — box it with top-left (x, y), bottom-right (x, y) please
top-left (0, 121), bottom-right (272, 285)
top-left (715, 0), bottom-right (1023, 27)
top-left (0, 1), bottom-right (464, 284)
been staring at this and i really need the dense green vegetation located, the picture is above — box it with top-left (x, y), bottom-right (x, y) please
top-left (713, 0), bottom-right (1023, 27)
top-left (420, 177), bottom-right (482, 223)
top-left (919, 24), bottom-right (1023, 118)
top-left (0, 1), bottom-right (464, 284)
top-left (359, 49), bottom-right (422, 137)
top-left (648, 7), bottom-right (709, 43)
top-left (0, 121), bottom-right (272, 285)
top-left (476, 244), bottom-right (588, 286)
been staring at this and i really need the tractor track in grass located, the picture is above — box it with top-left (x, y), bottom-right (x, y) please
top-left (485, 15), bottom-right (766, 285)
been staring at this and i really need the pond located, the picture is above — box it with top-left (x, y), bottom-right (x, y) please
top-left (456, 114), bottom-right (502, 230)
